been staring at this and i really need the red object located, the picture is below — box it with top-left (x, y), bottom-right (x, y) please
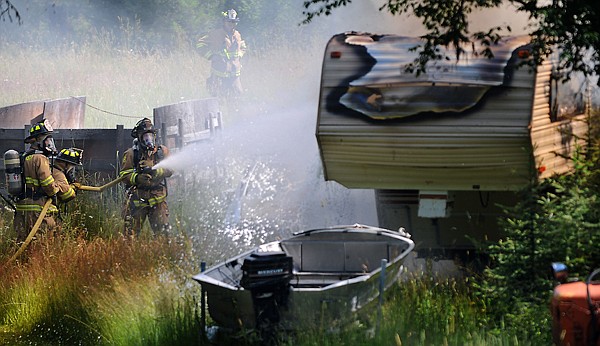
top-left (330, 51), bottom-right (342, 59)
top-left (551, 281), bottom-right (600, 345)
top-left (517, 49), bottom-right (530, 59)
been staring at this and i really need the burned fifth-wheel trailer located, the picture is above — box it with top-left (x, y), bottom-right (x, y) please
top-left (316, 32), bottom-right (599, 258)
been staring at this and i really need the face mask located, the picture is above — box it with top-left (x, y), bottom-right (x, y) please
top-left (66, 166), bottom-right (76, 183)
top-left (141, 132), bottom-right (155, 150)
top-left (42, 136), bottom-right (57, 155)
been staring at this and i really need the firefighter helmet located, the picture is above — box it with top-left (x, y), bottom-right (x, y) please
top-left (131, 118), bottom-right (156, 138)
top-left (56, 148), bottom-right (83, 166)
top-left (222, 9), bottom-right (239, 22)
top-left (132, 117), bottom-right (157, 150)
top-left (25, 119), bottom-right (54, 143)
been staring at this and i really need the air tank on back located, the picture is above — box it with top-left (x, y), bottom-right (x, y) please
top-left (4, 149), bottom-right (22, 196)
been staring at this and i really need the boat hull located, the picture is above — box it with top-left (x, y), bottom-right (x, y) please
top-left (193, 224), bottom-right (414, 330)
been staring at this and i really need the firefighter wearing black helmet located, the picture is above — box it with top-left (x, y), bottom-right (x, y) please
top-left (13, 119), bottom-right (60, 243)
top-left (197, 8), bottom-right (247, 97)
top-left (119, 118), bottom-right (173, 236)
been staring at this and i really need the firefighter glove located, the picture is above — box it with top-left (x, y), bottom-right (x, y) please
top-left (135, 173), bottom-right (153, 187)
top-left (139, 161), bottom-right (153, 175)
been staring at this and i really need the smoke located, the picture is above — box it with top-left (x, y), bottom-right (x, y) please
top-left (155, 68), bottom-right (378, 257)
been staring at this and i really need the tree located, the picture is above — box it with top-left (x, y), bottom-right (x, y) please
top-left (474, 145), bottom-right (600, 341)
top-left (302, 0), bottom-right (600, 83)
top-left (0, 0), bottom-right (20, 23)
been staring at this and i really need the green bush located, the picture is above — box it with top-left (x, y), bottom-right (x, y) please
top-left (477, 147), bottom-right (600, 344)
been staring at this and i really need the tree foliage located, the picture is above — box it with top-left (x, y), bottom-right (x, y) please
top-left (475, 143), bottom-right (600, 341)
top-left (0, 0), bottom-right (323, 53)
top-left (302, 0), bottom-right (600, 82)
top-left (0, 0), bottom-right (19, 23)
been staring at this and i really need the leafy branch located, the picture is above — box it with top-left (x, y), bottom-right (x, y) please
top-left (0, 0), bottom-right (20, 24)
top-left (302, 0), bottom-right (600, 83)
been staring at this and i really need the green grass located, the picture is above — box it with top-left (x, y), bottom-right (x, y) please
top-left (0, 225), bottom-right (546, 345)
top-left (278, 272), bottom-right (542, 346)
top-left (0, 230), bottom-right (203, 345)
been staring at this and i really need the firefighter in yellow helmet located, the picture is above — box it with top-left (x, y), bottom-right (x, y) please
top-left (198, 8), bottom-right (247, 97)
top-left (13, 119), bottom-right (60, 243)
top-left (119, 118), bottom-right (173, 236)
top-left (52, 147), bottom-right (83, 206)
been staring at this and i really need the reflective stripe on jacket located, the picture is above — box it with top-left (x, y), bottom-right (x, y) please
top-left (15, 202), bottom-right (59, 213)
top-left (53, 168), bottom-right (76, 202)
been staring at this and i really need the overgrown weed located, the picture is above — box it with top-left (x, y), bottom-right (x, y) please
top-left (0, 230), bottom-right (202, 345)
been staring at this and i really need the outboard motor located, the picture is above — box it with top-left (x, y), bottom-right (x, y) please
top-left (4, 149), bottom-right (22, 196)
top-left (241, 251), bottom-right (293, 329)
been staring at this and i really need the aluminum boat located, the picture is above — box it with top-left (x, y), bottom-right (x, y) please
top-left (193, 224), bottom-right (414, 331)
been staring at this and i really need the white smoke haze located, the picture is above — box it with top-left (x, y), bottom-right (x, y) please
top-left (155, 60), bottom-right (379, 260)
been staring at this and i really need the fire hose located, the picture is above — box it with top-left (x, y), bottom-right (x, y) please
top-left (7, 198), bottom-right (53, 263)
top-left (5, 175), bottom-right (127, 263)
top-left (72, 175), bottom-right (127, 192)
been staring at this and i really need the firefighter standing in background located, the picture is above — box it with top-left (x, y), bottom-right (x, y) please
top-left (13, 119), bottom-right (60, 243)
top-left (198, 8), bottom-right (247, 97)
top-left (119, 118), bottom-right (173, 236)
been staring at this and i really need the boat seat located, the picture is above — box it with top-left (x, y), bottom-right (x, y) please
top-left (345, 242), bottom-right (390, 272)
top-left (281, 241), bottom-right (390, 273)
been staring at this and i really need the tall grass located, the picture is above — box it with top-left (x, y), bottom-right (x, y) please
top-left (0, 230), bottom-right (203, 345)
top-left (0, 216), bottom-right (543, 345)
top-left (1, 40), bottom-right (209, 128)
top-left (279, 271), bottom-right (541, 346)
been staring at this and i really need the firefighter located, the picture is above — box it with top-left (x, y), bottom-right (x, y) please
top-left (119, 118), bottom-right (173, 236)
top-left (52, 147), bottom-right (83, 206)
top-left (13, 119), bottom-right (60, 243)
top-left (198, 8), bottom-right (247, 97)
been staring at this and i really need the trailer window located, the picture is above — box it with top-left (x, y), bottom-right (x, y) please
top-left (549, 70), bottom-right (588, 122)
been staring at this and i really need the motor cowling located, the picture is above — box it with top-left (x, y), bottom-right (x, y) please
top-left (4, 149), bottom-right (22, 196)
top-left (241, 252), bottom-right (293, 329)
